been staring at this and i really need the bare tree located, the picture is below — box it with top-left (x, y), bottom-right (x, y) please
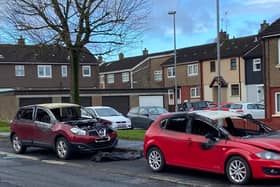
top-left (5, 0), bottom-right (150, 104)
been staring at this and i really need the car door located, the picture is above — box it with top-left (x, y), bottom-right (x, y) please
top-left (13, 107), bottom-right (36, 144)
top-left (33, 107), bottom-right (54, 147)
top-left (158, 115), bottom-right (191, 166)
top-left (186, 117), bottom-right (227, 172)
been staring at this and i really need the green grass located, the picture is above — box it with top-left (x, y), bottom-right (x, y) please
top-left (0, 120), bottom-right (9, 132)
top-left (117, 129), bottom-right (145, 140)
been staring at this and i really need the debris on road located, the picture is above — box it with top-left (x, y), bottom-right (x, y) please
top-left (91, 150), bottom-right (143, 162)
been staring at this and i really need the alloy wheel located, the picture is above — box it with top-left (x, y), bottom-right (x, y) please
top-left (226, 156), bottom-right (251, 184)
top-left (147, 147), bottom-right (165, 172)
top-left (12, 134), bottom-right (26, 154)
top-left (56, 137), bottom-right (71, 159)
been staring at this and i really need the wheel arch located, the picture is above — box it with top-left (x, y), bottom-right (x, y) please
top-left (224, 153), bottom-right (252, 174)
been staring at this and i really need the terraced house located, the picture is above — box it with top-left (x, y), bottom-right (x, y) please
top-left (260, 18), bottom-right (280, 128)
top-left (0, 38), bottom-right (99, 119)
top-left (99, 49), bottom-right (173, 112)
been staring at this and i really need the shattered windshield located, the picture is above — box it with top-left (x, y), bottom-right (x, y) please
top-left (220, 116), bottom-right (273, 138)
top-left (51, 106), bottom-right (93, 122)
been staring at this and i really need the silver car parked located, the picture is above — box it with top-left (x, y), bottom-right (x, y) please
top-left (229, 103), bottom-right (265, 119)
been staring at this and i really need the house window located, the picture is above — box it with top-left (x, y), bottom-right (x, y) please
top-left (122, 72), bottom-right (129, 83)
top-left (187, 64), bottom-right (198, 76)
top-left (168, 89), bottom-right (174, 105)
top-left (190, 87), bottom-right (200, 98)
top-left (275, 92), bottom-right (280, 113)
top-left (61, 65), bottom-right (67, 77)
top-left (82, 66), bottom-right (91, 77)
top-left (167, 67), bottom-right (175, 78)
top-left (38, 65), bottom-right (52, 78)
top-left (15, 65), bottom-right (25, 77)
top-left (107, 74), bottom-right (114, 84)
top-left (253, 58), bottom-right (261, 72)
top-left (231, 84), bottom-right (239, 96)
top-left (230, 58), bottom-right (237, 70)
top-left (210, 61), bottom-right (215, 72)
top-left (154, 70), bottom-right (162, 81)
top-left (100, 75), bottom-right (105, 88)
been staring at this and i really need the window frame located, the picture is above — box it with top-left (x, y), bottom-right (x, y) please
top-left (82, 65), bottom-right (91, 77)
top-left (187, 64), bottom-right (198, 76)
top-left (61, 65), bottom-right (67, 77)
top-left (190, 87), bottom-right (200, 98)
top-left (210, 61), bottom-right (216, 72)
top-left (37, 65), bottom-right (52, 78)
top-left (167, 67), bottom-right (175, 78)
top-left (154, 70), bottom-right (163, 81)
top-left (107, 74), bottom-right (115, 84)
top-left (278, 38), bottom-right (280, 65)
top-left (253, 58), bottom-right (261, 72)
top-left (122, 72), bottom-right (129, 83)
top-left (230, 58), bottom-right (237, 70)
top-left (15, 65), bottom-right (25, 77)
top-left (275, 92), bottom-right (280, 114)
top-left (231, 84), bottom-right (240, 96)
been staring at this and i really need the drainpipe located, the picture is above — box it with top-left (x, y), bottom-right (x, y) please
top-left (130, 71), bottom-right (133, 88)
top-left (238, 57), bottom-right (242, 101)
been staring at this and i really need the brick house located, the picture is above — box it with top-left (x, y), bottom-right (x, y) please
top-left (0, 39), bottom-right (99, 119)
top-left (260, 18), bottom-right (280, 128)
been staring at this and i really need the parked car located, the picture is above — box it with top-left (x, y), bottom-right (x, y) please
top-left (127, 106), bottom-right (168, 129)
top-left (144, 110), bottom-right (280, 184)
top-left (10, 103), bottom-right (118, 159)
top-left (181, 100), bottom-right (217, 111)
top-left (85, 106), bottom-right (131, 130)
top-left (229, 103), bottom-right (265, 119)
top-left (209, 102), bottom-right (234, 111)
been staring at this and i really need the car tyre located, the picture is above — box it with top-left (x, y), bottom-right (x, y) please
top-left (147, 147), bottom-right (165, 172)
top-left (56, 137), bottom-right (72, 160)
top-left (12, 134), bottom-right (26, 154)
top-left (226, 156), bottom-right (251, 185)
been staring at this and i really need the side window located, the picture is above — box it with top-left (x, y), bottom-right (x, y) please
top-left (139, 108), bottom-right (148, 115)
top-left (16, 108), bottom-right (33, 120)
top-left (191, 119), bottom-right (218, 137)
top-left (163, 117), bottom-right (188, 133)
top-left (36, 109), bottom-right (51, 123)
top-left (247, 104), bottom-right (257, 109)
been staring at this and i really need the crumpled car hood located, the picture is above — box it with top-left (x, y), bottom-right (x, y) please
top-left (233, 131), bottom-right (280, 152)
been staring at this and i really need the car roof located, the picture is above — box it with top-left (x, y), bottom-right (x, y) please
top-left (191, 110), bottom-right (241, 120)
top-left (86, 106), bottom-right (113, 109)
top-left (25, 103), bottom-right (80, 109)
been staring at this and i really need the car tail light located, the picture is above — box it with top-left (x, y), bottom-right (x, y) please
top-left (236, 109), bottom-right (244, 113)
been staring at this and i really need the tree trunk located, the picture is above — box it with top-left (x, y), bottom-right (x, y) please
top-left (70, 48), bottom-right (80, 104)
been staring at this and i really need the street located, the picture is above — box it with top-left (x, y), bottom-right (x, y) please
top-left (0, 136), bottom-right (279, 187)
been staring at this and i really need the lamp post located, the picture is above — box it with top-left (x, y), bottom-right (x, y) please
top-left (216, 0), bottom-right (221, 111)
top-left (168, 10), bottom-right (178, 112)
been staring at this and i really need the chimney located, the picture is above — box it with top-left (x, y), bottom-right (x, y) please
top-left (17, 36), bottom-right (25, 46)
top-left (143, 48), bottom-right (148, 56)
top-left (119, 52), bottom-right (124, 60)
top-left (259, 20), bottom-right (269, 33)
top-left (97, 55), bottom-right (103, 63)
top-left (219, 30), bottom-right (229, 42)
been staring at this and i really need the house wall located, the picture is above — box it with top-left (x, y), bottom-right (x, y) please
top-left (0, 95), bottom-right (18, 120)
top-left (245, 59), bottom-right (263, 84)
top-left (0, 64), bottom-right (99, 89)
top-left (164, 63), bottom-right (201, 87)
top-left (246, 84), bottom-right (264, 103)
top-left (202, 57), bottom-right (246, 103)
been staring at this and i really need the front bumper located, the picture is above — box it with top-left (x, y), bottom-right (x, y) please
top-left (70, 138), bottom-right (118, 152)
top-left (250, 159), bottom-right (280, 179)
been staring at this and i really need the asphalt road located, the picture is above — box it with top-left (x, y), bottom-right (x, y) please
top-left (0, 136), bottom-right (279, 187)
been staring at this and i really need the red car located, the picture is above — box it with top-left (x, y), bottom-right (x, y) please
top-left (10, 103), bottom-right (118, 159)
top-left (209, 102), bottom-right (233, 111)
top-left (144, 110), bottom-right (280, 184)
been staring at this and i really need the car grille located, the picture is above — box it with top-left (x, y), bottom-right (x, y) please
top-left (90, 139), bottom-right (115, 148)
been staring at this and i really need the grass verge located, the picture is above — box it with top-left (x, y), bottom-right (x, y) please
top-left (117, 129), bottom-right (145, 140)
top-left (0, 120), bottom-right (9, 132)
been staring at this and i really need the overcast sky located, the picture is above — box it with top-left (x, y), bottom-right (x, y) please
top-left (111, 0), bottom-right (280, 61)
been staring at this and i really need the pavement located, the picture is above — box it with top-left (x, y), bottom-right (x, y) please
top-left (0, 132), bottom-right (144, 151)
